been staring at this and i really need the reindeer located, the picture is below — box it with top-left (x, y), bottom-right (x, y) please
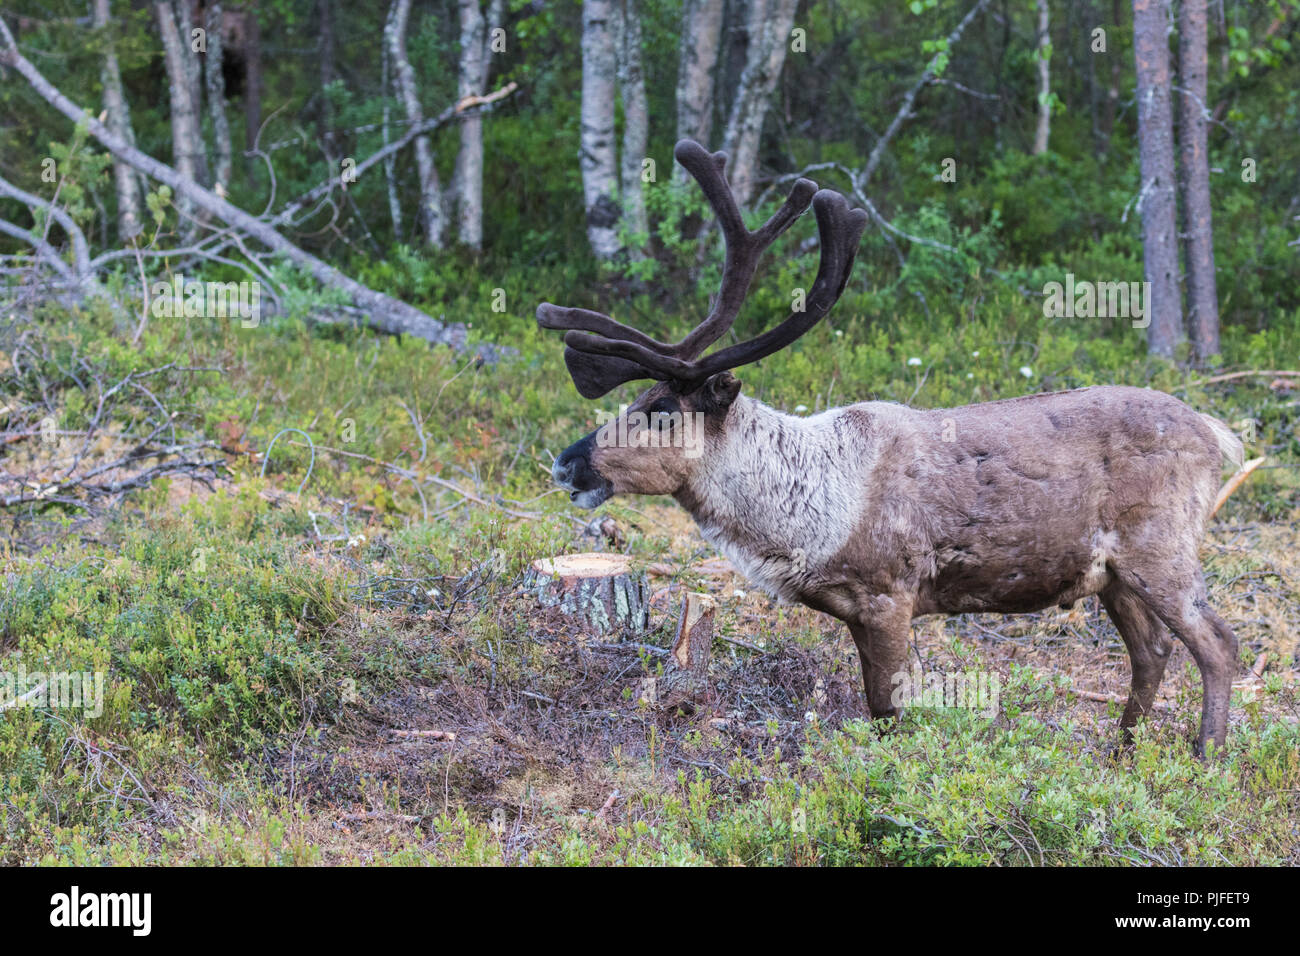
top-left (538, 140), bottom-right (1244, 757)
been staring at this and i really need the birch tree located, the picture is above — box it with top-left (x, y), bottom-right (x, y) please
top-left (674, 0), bottom-right (724, 167)
top-left (204, 2), bottom-right (233, 194)
top-left (1132, 0), bottom-right (1184, 357)
top-left (1177, 0), bottom-right (1220, 361)
top-left (1032, 0), bottom-right (1052, 155)
top-left (721, 0), bottom-right (799, 207)
top-left (453, 0), bottom-right (503, 250)
top-left (618, 0), bottom-right (649, 249)
top-left (176, 0), bottom-right (205, 179)
top-left (154, 1), bottom-right (205, 234)
top-left (92, 0), bottom-right (143, 239)
top-left (243, 1), bottom-right (263, 183)
top-left (386, 0), bottom-right (445, 248)
top-left (580, 0), bottom-right (621, 260)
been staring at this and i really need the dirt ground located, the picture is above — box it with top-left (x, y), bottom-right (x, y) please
top-left (268, 502), bottom-right (1299, 861)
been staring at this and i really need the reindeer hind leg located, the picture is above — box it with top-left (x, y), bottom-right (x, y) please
top-left (1112, 565), bottom-right (1237, 758)
top-left (1100, 580), bottom-right (1173, 746)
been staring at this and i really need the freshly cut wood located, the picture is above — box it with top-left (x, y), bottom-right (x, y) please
top-left (671, 591), bottom-right (716, 672)
top-left (643, 592), bottom-right (718, 713)
top-left (527, 552), bottom-right (650, 635)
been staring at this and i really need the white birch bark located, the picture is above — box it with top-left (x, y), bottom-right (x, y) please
top-left (618, 0), bottom-right (648, 251)
top-left (1032, 0), bottom-right (1052, 155)
top-left (386, 0), bottom-right (444, 248)
top-left (154, 1), bottom-right (205, 233)
top-left (93, 0), bottom-right (143, 239)
top-left (204, 2), bottom-right (233, 193)
top-left (674, 0), bottom-right (723, 180)
top-left (581, 0), bottom-right (621, 259)
top-left (453, 0), bottom-right (502, 250)
top-left (721, 0), bottom-right (798, 207)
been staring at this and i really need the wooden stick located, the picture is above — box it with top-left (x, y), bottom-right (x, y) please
top-left (1250, 653), bottom-right (1269, 678)
top-left (593, 789), bottom-right (620, 822)
top-left (341, 810), bottom-right (420, 823)
top-left (1073, 688), bottom-right (1170, 710)
top-left (0, 681), bottom-right (47, 713)
top-left (391, 729), bottom-right (455, 741)
top-left (672, 592), bottom-right (716, 671)
top-left (1188, 369), bottom-right (1300, 387)
top-left (1210, 456), bottom-right (1267, 518)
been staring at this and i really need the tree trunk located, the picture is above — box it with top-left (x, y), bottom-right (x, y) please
top-left (204, 2), bottom-right (233, 194)
top-left (381, 41), bottom-right (404, 242)
top-left (243, 0), bottom-right (263, 184)
top-left (618, 0), bottom-right (648, 253)
top-left (1100, 0), bottom-right (1123, 146)
top-left (93, 0), bottom-right (143, 240)
top-left (386, 0), bottom-right (444, 248)
top-left (453, 0), bottom-right (500, 250)
top-left (580, 0), bottom-right (621, 259)
top-left (318, 0), bottom-right (338, 159)
top-left (1177, 0), bottom-right (1220, 362)
top-left (721, 0), bottom-right (798, 207)
top-left (1032, 0), bottom-right (1051, 154)
top-left (154, 1), bottom-right (205, 235)
top-left (674, 0), bottom-right (724, 162)
top-left (175, 0), bottom-right (206, 186)
top-left (1132, 0), bottom-right (1184, 357)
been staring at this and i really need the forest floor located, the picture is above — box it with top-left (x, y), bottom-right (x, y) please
top-left (2, 304), bottom-right (1298, 865)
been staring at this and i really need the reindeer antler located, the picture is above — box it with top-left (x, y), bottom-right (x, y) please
top-left (537, 140), bottom-right (868, 399)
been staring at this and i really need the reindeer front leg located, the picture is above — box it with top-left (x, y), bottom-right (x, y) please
top-left (847, 596), bottom-right (914, 720)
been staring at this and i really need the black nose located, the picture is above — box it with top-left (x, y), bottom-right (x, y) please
top-left (552, 453), bottom-right (577, 486)
top-left (553, 433), bottom-right (600, 490)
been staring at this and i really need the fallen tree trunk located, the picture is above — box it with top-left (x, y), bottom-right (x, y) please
top-left (0, 15), bottom-right (465, 348)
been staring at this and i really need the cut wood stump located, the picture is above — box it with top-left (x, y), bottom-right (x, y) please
top-left (527, 552), bottom-right (650, 636)
top-left (643, 592), bottom-right (717, 712)
top-left (671, 592), bottom-right (716, 672)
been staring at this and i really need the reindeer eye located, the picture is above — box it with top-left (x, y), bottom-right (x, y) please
top-left (649, 411), bottom-right (674, 432)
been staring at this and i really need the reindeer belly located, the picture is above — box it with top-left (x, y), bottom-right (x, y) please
top-left (920, 520), bottom-right (1114, 615)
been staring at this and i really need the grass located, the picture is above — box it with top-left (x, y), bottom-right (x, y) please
top-left (0, 286), bottom-right (1297, 865)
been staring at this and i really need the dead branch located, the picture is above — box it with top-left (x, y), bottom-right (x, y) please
top-left (860, 0), bottom-right (992, 188)
top-left (1188, 369), bottom-right (1300, 387)
top-left (390, 729), bottom-right (456, 741)
top-left (1073, 688), bottom-right (1171, 711)
top-left (0, 15), bottom-right (467, 348)
top-left (274, 82), bottom-right (519, 230)
top-left (339, 810), bottom-right (421, 824)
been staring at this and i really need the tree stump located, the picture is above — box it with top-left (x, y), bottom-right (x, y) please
top-left (671, 592), bottom-right (716, 672)
top-left (526, 552), bottom-right (650, 636)
top-left (644, 592), bottom-right (717, 712)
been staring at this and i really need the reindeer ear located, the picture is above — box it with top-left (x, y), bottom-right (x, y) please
top-left (700, 371), bottom-right (742, 412)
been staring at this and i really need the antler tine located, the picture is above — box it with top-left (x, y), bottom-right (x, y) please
top-left (536, 304), bottom-right (673, 353)
top-left (672, 189), bottom-right (869, 385)
top-left (672, 140), bottom-right (818, 357)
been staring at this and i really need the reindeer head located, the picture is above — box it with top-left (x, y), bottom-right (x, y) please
top-left (540, 140), bottom-right (868, 509)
